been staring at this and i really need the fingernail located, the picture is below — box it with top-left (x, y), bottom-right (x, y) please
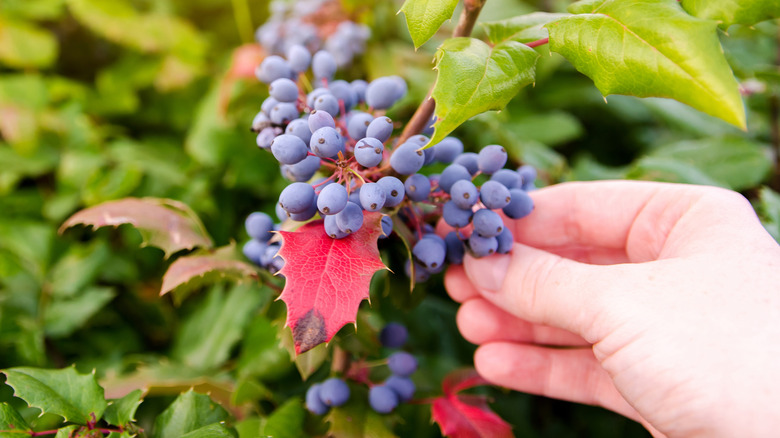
top-left (464, 253), bottom-right (510, 292)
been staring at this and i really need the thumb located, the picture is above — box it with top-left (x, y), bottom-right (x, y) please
top-left (463, 243), bottom-right (640, 339)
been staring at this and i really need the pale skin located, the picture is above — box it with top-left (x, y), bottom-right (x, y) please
top-left (444, 181), bottom-right (780, 437)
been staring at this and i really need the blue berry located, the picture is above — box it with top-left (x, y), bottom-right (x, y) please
top-left (380, 215), bottom-right (393, 238)
top-left (347, 112), bottom-right (374, 140)
top-left (269, 78), bottom-right (299, 102)
top-left (312, 50), bottom-right (337, 82)
top-left (496, 227), bottom-right (514, 254)
top-left (359, 182), bottom-right (386, 211)
top-left (245, 212), bottom-right (274, 241)
top-left (490, 169), bottom-right (521, 189)
top-left (385, 376), bottom-right (415, 402)
top-left (269, 102), bottom-right (299, 125)
top-left (433, 137), bottom-right (464, 164)
top-left (503, 189), bottom-right (534, 219)
top-left (442, 201), bottom-right (473, 228)
top-left (469, 234), bottom-right (498, 257)
top-left (319, 378), bottom-right (350, 407)
top-left (472, 209), bottom-right (504, 237)
top-left (351, 80), bottom-right (368, 103)
top-left (313, 93), bottom-right (339, 117)
top-left (366, 117), bottom-right (393, 142)
top-left (286, 44), bottom-right (311, 73)
top-left (306, 384), bottom-right (329, 415)
top-left (387, 352), bottom-right (417, 377)
top-left (413, 238), bottom-right (445, 271)
top-left (480, 180), bottom-right (512, 209)
top-left (477, 145), bottom-right (508, 174)
top-left (366, 77), bottom-right (404, 109)
top-left (438, 164), bottom-right (472, 193)
top-left (257, 55), bottom-right (292, 83)
top-left (380, 323), bottom-right (408, 348)
top-left (279, 182), bottom-right (315, 214)
top-left (256, 127), bottom-right (282, 149)
top-left (336, 202), bottom-right (364, 234)
top-left (369, 385), bottom-right (399, 414)
top-left (318, 183), bottom-right (348, 215)
top-left (242, 240), bottom-right (265, 265)
top-left (453, 152), bottom-right (479, 175)
top-left (404, 174), bottom-right (431, 202)
top-left (310, 127), bottom-right (343, 158)
top-left (283, 155), bottom-right (321, 182)
top-left (328, 80), bottom-right (357, 111)
top-left (517, 164), bottom-right (537, 186)
top-left (285, 118), bottom-right (312, 144)
top-left (324, 215), bottom-right (348, 239)
top-left (271, 134), bottom-right (308, 165)
top-left (377, 176), bottom-right (405, 207)
top-left (261, 96), bottom-right (278, 115)
top-left (450, 180), bottom-right (478, 209)
top-left (390, 142), bottom-right (425, 175)
top-left (445, 232), bottom-right (465, 265)
top-left (354, 138), bottom-right (384, 167)
top-left (308, 110), bottom-right (336, 132)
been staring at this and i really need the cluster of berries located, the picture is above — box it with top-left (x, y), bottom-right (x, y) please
top-left (304, 323), bottom-right (417, 416)
top-left (256, 0), bottom-right (369, 67)
top-left (246, 42), bottom-right (538, 282)
top-left (242, 212), bottom-right (284, 273)
top-left (369, 323), bottom-right (417, 414)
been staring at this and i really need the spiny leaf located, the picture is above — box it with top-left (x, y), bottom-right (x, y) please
top-left (0, 402), bottom-right (31, 437)
top-left (160, 244), bottom-right (258, 303)
top-left (546, 0), bottom-right (745, 128)
top-left (399, 0), bottom-right (459, 49)
top-left (278, 212), bottom-right (387, 354)
top-left (482, 12), bottom-right (569, 44)
top-left (431, 369), bottom-right (512, 438)
top-left (59, 197), bottom-right (213, 258)
top-left (103, 389), bottom-right (143, 427)
top-left (429, 37), bottom-right (539, 147)
top-left (681, 0), bottom-right (780, 28)
top-left (152, 389), bottom-right (231, 438)
top-left (179, 423), bottom-right (235, 438)
top-left (2, 366), bottom-right (107, 425)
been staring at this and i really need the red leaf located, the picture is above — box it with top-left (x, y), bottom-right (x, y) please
top-left (277, 212), bottom-right (387, 354)
top-left (431, 369), bottom-right (513, 438)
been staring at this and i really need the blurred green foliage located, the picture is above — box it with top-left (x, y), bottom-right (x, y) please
top-left (0, 0), bottom-right (777, 436)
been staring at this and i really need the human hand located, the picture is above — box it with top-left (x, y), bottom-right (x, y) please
top-left (444, 181), bottom-right (780, 437)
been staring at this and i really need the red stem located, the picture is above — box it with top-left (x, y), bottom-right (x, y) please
top-left (525, 37), bottom-right (549, 48)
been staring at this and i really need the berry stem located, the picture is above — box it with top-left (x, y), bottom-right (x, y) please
top-left (398, 0), bottom-right (488, 144)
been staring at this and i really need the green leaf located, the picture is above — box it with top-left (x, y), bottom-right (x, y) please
top-left (237, 316), bottom-right (292, 381)
top-left (482, 12), bottom-right (569, 44)
top-left (103, 389), bottom-right (143, 427)
top-left (66, 0), bottom-right (207, 61)
top-left (44, 286), bottom-right (116, 338)
top-left (757, 187), bottom-right (780, 242)
top-left (430, 37), bottom-right (539, 146)
top-left (172, 284), bottom-right (263, 370)
top-left (626, 157), bottom-right (727, 187)
top-left (547, 0), bottom-right (745, 128)
top-left (278, 321), bottom-right (327, 380)
top-left (49, 241), bottom-right (110, 298)
top-left (0, 16), bottom-right (58, 68)
top-left (153, 390), bottom-right (231, 438)
top-left (326, 386), bottom-right (397, 438)
top-left (399, 0), bottom-right (459, 49)
top-left (179, 424), bottom-right (235, 438)
top-left (646, 137), bottom-right (772, 190)
top-left (681, 0), bottom-right (780, 27)
top-left (59, 197), bottom-right (213, 258)
top-left (261, 398), bottom-right (304, 438)
top-left (1, 0), bottom-right (66, 20)
top-left (160, 245), bottom-right (259, 304)
top-left (0, 402), bottom-right (31, 437)
top-left (2, 367), bottom-right (108, 424)
top-left (54, 425), bottom-right (79, 438)
top-left (504, 111), bottom-right (583, 146)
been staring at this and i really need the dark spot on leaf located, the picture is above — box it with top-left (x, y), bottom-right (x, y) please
top-left (294, 309), bottom-right (327, 353)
